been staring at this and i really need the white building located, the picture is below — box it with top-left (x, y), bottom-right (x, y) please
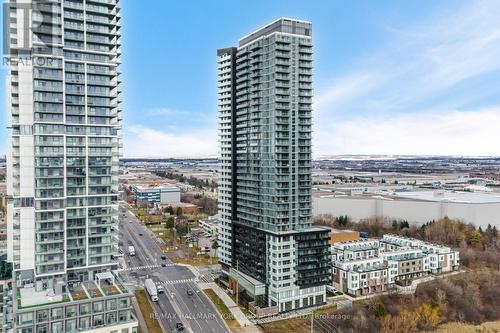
top-left (313, 190), bottom-right (500, 228)
top-left (332, 235), bottom-right (460, 295)
top-left (4, 1), bottom-right (137, 333)
top-left (199, 216), bottom-right (219, 237)
top-left (380, 234), bottom-right (460, 274)
top-left (217, 18), bottom-right (331, 314)
top-left (130, 184), bottom-right (180, 204)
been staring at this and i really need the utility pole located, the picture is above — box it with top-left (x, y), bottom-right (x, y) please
top-left (236, 260), bottom-right (239, 306)
top-left (310, 312), bottom-right (314, 333)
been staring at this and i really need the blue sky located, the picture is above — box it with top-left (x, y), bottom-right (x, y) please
top-left (1, 0), bottom-right (500, 157)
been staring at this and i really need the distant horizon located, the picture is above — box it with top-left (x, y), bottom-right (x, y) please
top-left (116, 154), bottom-right (500, 160)
top-left (1, 153), bottom-right (499, 161)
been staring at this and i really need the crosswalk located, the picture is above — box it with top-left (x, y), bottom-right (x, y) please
top-left (155, 278), bottom-right (196, 285)
top-left (197, 272), bottom-right (219, 283)
top-left (119, 264), bottom-right (175, 271)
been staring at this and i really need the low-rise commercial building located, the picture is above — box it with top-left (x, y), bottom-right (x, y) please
top-left (130, 184), bottom-right (181, 204)
top-left (199, 216), bottom-right (219, 237)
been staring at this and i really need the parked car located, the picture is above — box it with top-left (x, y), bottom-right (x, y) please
top-left (326, 286), bottom-right (338, 293)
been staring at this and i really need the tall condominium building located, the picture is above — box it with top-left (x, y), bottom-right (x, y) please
top-left (4, 1), bottom-right (137, 332)
top-left (217, 18), bottom-right (331, 314)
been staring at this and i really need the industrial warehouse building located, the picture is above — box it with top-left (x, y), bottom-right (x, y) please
top-left (313, 190), bottom-right (500, 228)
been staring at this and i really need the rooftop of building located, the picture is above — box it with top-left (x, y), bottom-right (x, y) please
top-left (327, 228), bottom-right (359, 234)
top-left (333, 239), bottom-right (380, 252)
top-left (314, 187), bottom-right (500, 204)
top-left (239, 17), bottom-right (312, 47)
top-left (167, 202), bottom-right (197, 208)
top-left (395, 190), bottom-right (500, 204)
top-left (335, 258), bottom-right (387, 272)
top-left (130, 184), bottom-right (180, 192)
top-left (199, 216), bottom-right (219, 225)
top-left (263, 225), bottom-right (331, 236)
top-left (382, 233), bottom-right (452, 251)
top-left (17, 271), bottom-right (129, 309)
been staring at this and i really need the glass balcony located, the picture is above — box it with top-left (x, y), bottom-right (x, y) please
top-left (65, 11), bottom-right (84, 21)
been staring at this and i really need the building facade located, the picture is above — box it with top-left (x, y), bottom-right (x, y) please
top-left (5, 1), bottom-right (137, 332)
top-left (198, 216), bottom-right (218, 237)
top-left (129, 184), bottom-right (180, 205)
top-left (332, 257), bottom-right (396, 296)
top-left (217, 18), bottom-right (331, 313)
top-left (331, 235), bottom-right (460, 296)
top-left (313, 191), bottom-right (500, 228)
top-left (380, 234), bottom-right (460, 274)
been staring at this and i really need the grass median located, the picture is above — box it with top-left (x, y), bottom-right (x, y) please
top-left (134, 289), bottom-right (163, 333)
top-left (259, 304), bottom-right (337, 333)
top-left (203, 288), bottom-right (240, 330)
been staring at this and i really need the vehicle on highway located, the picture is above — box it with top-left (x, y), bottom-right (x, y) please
top-left (139, 233), bottom-right (143, 236)
top-left (161, 255), bottom-right (167, 260)
top-left (128, 246), bottom-right (135, 256)
top-left (175, 322), bottom-right (184, 331)
top-left (145, 279), bottom-right (159, 302)
top-left (161, 263), bottom-right (167, 267)
top-left (186, 289), bottom-right (193, 296)
top-left (156, 285), bottom-right (164, 293)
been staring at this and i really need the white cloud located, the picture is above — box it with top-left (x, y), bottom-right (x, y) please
top-left (146, 107), bottom-right (214, 121)
top-left (314, 73), bottom-right (382, 114)
top-left (123, 125), bottom-right (218, 158)
top-left (418, 0), bottom-right (500, 88)
top-left (314, 106), bottom-right (500, 157)
top-left (121, 1), bottom-right (500, 158)
top-left (314, 0), bottom-right (500, 108)
top-left (313, 0), bottom-right (500, 156)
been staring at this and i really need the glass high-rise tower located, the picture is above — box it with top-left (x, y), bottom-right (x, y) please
top-left (217, 18), bottom-right (331, 313)
top-left (4, 1), bottom-right (137, 332)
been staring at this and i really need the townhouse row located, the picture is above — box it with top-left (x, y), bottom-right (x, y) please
top-left (331, 234), bottom-right (460, 296)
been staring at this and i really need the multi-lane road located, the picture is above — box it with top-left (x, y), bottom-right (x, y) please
top-left (118, 205), bottom-right (229, 333)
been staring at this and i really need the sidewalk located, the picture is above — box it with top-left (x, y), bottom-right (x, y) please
top-left (198, 282), bottom-right (262, 333)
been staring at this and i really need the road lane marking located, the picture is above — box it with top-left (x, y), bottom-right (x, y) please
top-left (156, 278), bottom-right (196, 285)
top-left (118, 264), bottom-right (175, 271)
